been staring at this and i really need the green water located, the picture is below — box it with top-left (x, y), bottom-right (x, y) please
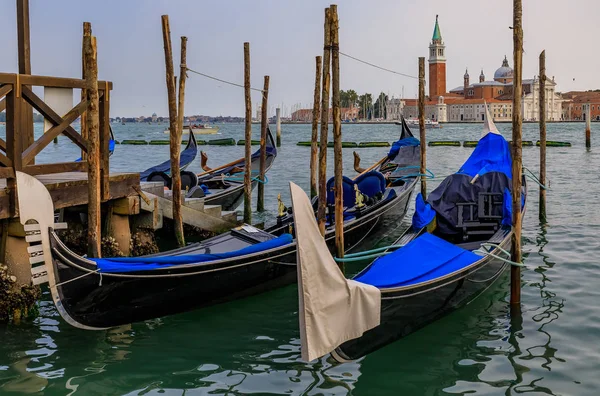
top-left (0, 122), bottom-right (598, 395)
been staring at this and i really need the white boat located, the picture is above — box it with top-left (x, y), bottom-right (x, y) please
top-left (402, 118), bottom-right (440, 129)
top-left (164, 124), bottom-right (220, 135)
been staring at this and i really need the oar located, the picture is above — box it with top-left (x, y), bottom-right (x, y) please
top-left (352, 156), bottom-right (387, 180)
top-left (197, 156), bottom-right (244, 177)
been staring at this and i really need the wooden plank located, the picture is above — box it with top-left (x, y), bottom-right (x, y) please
top-left (0, 98), bottom-right (5, 113)
top-left (0, 150), bottom-right (13, 168)
top-left (0, 138), bottom-right (7, 152)
top-left (21, 86), bottom-right (87, 151)
top-left (99, 81), bottom-right (110, 200)
top-left (0, 84), bottom-right (13, 100)
top-left (23, 161), bottom-right (87, 176)
top-left (0, 74), bottom-right (17, 85)
top-left (113, 196), bottom-right (140, 215)
top-left (21, 98), bottom-right (88, 165)
top-left (0, 168), bottom-right (15, 179)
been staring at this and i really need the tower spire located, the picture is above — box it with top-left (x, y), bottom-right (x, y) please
top-left (432, 14), bottom-right (442, 43)
top-left (428, 15), bottom-right (446, 98)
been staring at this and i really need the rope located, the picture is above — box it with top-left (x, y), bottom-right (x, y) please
top-left (54, 268), bottom-right (101, 287)
top-left (390, 166), bottom-right (435, 180)
top-left (186, 67), bottom-right (265, 92)
top-left (341, 243), bottom-right (404, 259)
top-left (334, 251), bottom-right (395, 263)
top-left (522, 167), bottom-right (548, 190)
top-left (224, 175), bottom-right (269, 185)
top-left (339, 52), bottom-right (418, 79)
top-left (473, 243), bottom-right (525, 267)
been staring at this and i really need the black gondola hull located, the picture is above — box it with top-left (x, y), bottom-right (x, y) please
top-left (332, 236), bottom-right (511, 362)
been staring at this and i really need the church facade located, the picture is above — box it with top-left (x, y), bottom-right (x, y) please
top-left (392, 16), bottom-right (563, 122)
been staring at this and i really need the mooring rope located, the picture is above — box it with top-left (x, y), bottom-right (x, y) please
top-left (473, 243), bottom-right (525, 267)
top-left (339, 52), bottom-right (418, 79)
top-left (186, 67), bottom-right (265, 92)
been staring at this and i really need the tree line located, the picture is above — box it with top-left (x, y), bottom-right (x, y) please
top-left (0, 112), bottom-right (44, 123)
top-left (339, 90), bottom-right (389, 119)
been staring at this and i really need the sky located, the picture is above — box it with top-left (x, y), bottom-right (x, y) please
top-left (0, 0), bottom-right (597, 118)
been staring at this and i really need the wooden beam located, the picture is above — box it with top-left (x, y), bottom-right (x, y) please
top-left (0, 84), bottom-right (13, 100)
top-left (0, 151), bottom-right (13, 168)
top-left (23, 161), bottom-right (87, 176)
top-left (310, 56), bottom-right (322, 199)
top-left (243, 42), bottom-right (252, 224)
top-left (317, 7), bottom-right (331, 236)
top-left (0, 138), bottom-right (7, 152)
top-left (511, 0), bottom-right (523, 305)
top-left (21, 98), bottom-right (88, 165)
top-left (257, 75), bottom-right (269, 212)
top-left (84, 33), bottom-right (101, 258)
top-left (81, 22), bottom-right (91, 161)
top-left (21, 86), bottom-right (87, 151)
top-left (539, 50), bottom-right (546, 222)
top-left (113, 196), bottom-right (140, 215)
top-left (174, 35), bottom-right (187, 247)
top-left (16, 0), bottom-right (31, 75)
top-left (418, 57), bottom-right (426, 197)
top-left (0, 168), bottom-right (15, 179)
top-left (0, 98), bottom-right (5, 113)
top-left (99, 81), bottom-right (110, 200)
top-left (330, 5), bottom-right (344, 266)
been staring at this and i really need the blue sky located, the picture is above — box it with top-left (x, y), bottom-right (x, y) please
top-left (0, 0), bottom-right (596, 117)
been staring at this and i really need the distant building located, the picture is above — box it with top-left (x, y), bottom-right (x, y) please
top-left (151, 112), bottom-right (158, 123)
top-left (291, 107), bottom-right (359, 122)
top-left (385, 98), bottom-right (405, 121)
top-left (561, 91), bottom-right (600, 121)
top-left (401, 16), bottom-right (563, 122)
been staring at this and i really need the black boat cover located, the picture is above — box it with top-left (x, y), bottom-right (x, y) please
top-left (140, 133), bottom-right (198, 181)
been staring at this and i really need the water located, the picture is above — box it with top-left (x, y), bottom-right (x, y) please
top-left (0, 121), bottom-right (598, 395)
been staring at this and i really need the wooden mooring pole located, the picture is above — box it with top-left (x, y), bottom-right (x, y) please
top-left (16, 0), bottom-right (34, 156)
top-left (80, 22), bottom-right (91, 160)
top-left (161, 16), bottom-right (185, 247)
top-left (257, 75), bottom-right (270, 212)
top-left (243, 42), bottom-right (252, 224)
top-left (83, 28), bottom-right (101, 258)
top-left (418, 57), bottom-right (427, 197)
top-left (276, 108), bottom-right (282, 147)
top-left (539, 50), bottom-right (547, 222)
top-left (330, 5), bottom-right (344, 266)
top-left (174, 35), bottom-right (188, 247)
top-left (586, 103), bottom-right (591, 149)
top-left (317, 7), bottom-right (331, 236)
top-left (310, 56), bottom-right (322, 199)
top-left (511, 0), bottom-right (524, 305)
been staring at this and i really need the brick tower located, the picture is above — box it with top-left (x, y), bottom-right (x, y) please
top-left (428, 15), bottom-right (446, 99)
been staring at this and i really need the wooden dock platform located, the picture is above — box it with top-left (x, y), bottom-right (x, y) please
top-left (0, 172), bottom-right (139, 219)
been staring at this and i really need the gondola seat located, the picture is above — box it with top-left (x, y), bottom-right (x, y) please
top-left (354, 171), bottom-right (386, 198)
top-left (92, 233), bottom-right (294, 273)
top-left (326, 176), bottom-right (355, 207)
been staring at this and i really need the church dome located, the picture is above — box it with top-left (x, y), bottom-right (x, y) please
top-left (494, 55), bottom-right (513, 80)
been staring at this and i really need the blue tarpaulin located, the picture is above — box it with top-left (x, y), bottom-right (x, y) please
top-left (93, 233), bottom-right (293, 273)
top-left (458, 133), bottom-right (512, 179)
top-left (355, 233), bottom-right (480, 288)
top-left (388, 137), bottom-right (420, 160)
top-left (412, 193), bottom-right (435, 229)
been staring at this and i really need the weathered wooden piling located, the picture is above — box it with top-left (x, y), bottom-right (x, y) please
top-left (330, 5), bottom-right (344, 265)
top-left (418, 57), bottom-right (427, 197)
top-left (83, 28), bottom-right (101, 258)
top-left (511, 0), bottom-right (524, 305)
top-left (317, 7), bottom-right (331, 236)
top-left (161, 16), bottom-right (184, 247)
top-left (16, 0), bottom-right (34, 159)
top-left (174, 36), bottom-right (188, 246)
top-left (257, 75), bottom-right (270, 212)
top-left (310, 56), bottom-right (322, 199)
top-left (276, 107), bottom-right (282, 147)
top-left (243, 42), bottom-right (252, 224)
top-left (585, 103), bottom-right (591, 149)
top-left (80, 22), bottom-right (91, 160)
top-left (539, 50), bottom-right (547, 221)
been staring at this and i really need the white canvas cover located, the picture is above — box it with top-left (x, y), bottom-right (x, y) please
top-left (482, 101), bottom-right (501, 137)
top-left (289, 182), bottom-right (381, 362)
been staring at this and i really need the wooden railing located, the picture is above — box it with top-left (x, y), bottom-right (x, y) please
top-left (0, 73), bottom-right (113, 201)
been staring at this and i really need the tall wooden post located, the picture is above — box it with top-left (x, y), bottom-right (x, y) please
top-left (539, 50), bottom-right (547, 222)
top-left (161, 16), bottom-right (184, 247)
top-left (81, 22), bottom-right (91, 160)
top-left (585, 103), bottom-right (591, 149)
top-left (174, 35), bottom-right (188, 246)
top-left (317, 7), bottom-right (331, 236)
top-left (16, 0), bottom-right (34, 159)
top-left (310, 56), bottom-right (322, 199)
top-left (257, 75), bottom-right (270, 212)
top-left (276, 107), bottom-right (282, 147)
top-left (84, 32), bottom-right (101, 258)
top-left (418, 57), bottom-right (427, 197)
top-left (243, 42), bottom-right (252, 224)
top-left (330, 5), bottom-right (344, 265)
top-left (511, 0), bottom-right (524, 305)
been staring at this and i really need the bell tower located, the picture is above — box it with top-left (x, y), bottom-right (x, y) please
top-left (428, 15), bottom-right (446, 98)
top-left (463, 68), bottom-right (469, 91)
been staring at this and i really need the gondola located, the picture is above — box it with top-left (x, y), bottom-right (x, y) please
top-left (290, 108), bottom-right (527, 363)
top-left (15, 121), bottom-right (420, 330)
top-left (139, 131), bottom-right (198, 182)
top-left (194, 128), bottom-right (278, 210)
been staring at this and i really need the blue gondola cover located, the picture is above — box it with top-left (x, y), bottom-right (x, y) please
top-left (458, 133), bottom-right (512, 179)
top-left (412, 193), bottom-right (435, 229)
top-left (355, 233), bottom-right (480, 288)
top-left (93, 233), bottom-right (293, 273)
top-left (388, 137), bottom-right (420, 160)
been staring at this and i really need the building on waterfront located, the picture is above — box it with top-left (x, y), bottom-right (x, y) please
top-left (291, 107), bottom-right (359, 122)
top-left (151, 112), bottom-right (158, 123)
top-left (400, 16), bottom-right (563, 122)
top-left (561, 91), bottom-right (600, 121)
top-left (385, 97), bottom-right (405, 121)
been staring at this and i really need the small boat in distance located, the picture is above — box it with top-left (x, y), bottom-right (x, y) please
top-left (401, 118), bottom-right (440, 129)
top-left (164, 124), bottom-right (220, 135)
